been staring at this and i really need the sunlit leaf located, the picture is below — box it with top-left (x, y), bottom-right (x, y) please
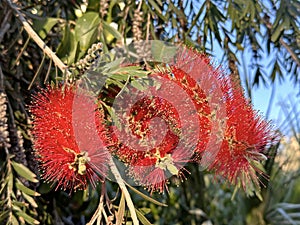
top-left (21, 192), bottom-right (38, 208)
top-left (15, 210), bottom-right (40, 225)
top-left (135, 208), bottom-right (153, 225)
top-left (56, 24), bottom-right (77, 64)
top-left (102, 21), bottom-right (123, 41)
top-left (32, 17), bottom-right (60, 39)
top-left (15, 179), bottom-right (40, 197)
top-left (126, 183), bottom-right (167, 207)
top-left (75, 12), bottom-right (100, 58)
top-left (11, 161), bottom-right (38, 183)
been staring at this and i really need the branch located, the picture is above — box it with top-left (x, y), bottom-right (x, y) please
top-left (87, 183), bottom-right (106, 225)
top-left (263, 17), bottom-right (300, 69)
top-left (108, 157), bottom-right (139, 225)
top-left (279, 38), bottom-right (300, 68)
top-left (5, 0), bottom-right (70, 76)
top-left (0, 9), bottom-right (12, 43)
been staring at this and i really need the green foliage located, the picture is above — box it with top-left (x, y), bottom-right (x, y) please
top-left (0, 154), bottom-right (40, 225)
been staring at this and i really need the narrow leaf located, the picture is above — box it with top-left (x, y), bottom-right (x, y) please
top-left (0, 210), bottom-right (9, 222)
top-left (116, 192), bottom-right (126, 225)
top-left (33, 17), bottom-right (60, 39)
top-left (135, 208), bottom-right (153, 225)
top-left (21, 192), bottom-right (38, 208)
top-left (75, 12), bottom-right (100, 55)
top-left (11, 214), bottom-right (19, 225)
top-left (102, 21), bottom-right (122, 40)
top-left (15, 210), bottom-right (40, 225)
top-left (11, 161), bottom-right (38, 183)
top-left (151, 41), bottom-right (177, 63)
top-left (16, 179), bottom-right (40, 196)
top-left (126, 183), bottom-right (167, 207)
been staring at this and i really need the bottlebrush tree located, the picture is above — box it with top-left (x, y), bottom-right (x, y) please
top-left (1, 0), bottom-right (299, 225)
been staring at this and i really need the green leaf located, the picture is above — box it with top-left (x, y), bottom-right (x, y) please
top-left (109, 73), bottom-right (129, 81)
top-left (102, 21), bottom-right (123, 40)
top-left (151, 40), bottom-right (177, 63)
top-left (104, 104), bottom-right (122, 130)
top-left (32, 17), bottom-right (60, 39)
top-left (270, 60), bottom-right (283, 82)
top-left (116, 66), bottom-right (149, 78)
top-left (126, 183), bottom-right (167, 207)
top-left (56, 24), bottom-right (77, 64)
top-left (0, 174), bottom-right (9, 194)
top-left (255, 190), bottom-right (263, 202)
top-left (21, 192), bottom-right (38, 208)
top-left (15, 210), bottom-right (40, 225)
top-left (252, 67), bottom-right (266, 87)
top-left (0, 199), bottom-right (7, 206)
top-left (16, 179), bottom-right (40, 196)
top-left (11, 214), bottom-right (19, 225)
top-left (138, 208), bottom-right (151, 215)
top-left (135, 208), bottom-right (153, 225)
top-left (0, 210), bottom-right (9, 223)
top-left (236, 42), bottom-right (244, 50)
top-left (148, 0), bottom-right (165, 21)
top-left (75, 12), bottom-right (101, 58)
top-left (249, 160), bottom-right (267, 174)
top-left (271, 20), bottom-right (285, 42)
top-left (12, 200), bottom-right (28, 208)
top-left (11, 161), bottom-right (38, 183)
top-left (131, 79), bottom-right (147, 91)
top-left (102, 57), bottom-right (125, 73)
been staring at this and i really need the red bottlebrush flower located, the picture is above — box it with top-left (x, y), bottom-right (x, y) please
top-left (30, 85), bottom-right (109, 191)
top-left (104, 63), bottom-right (214, 193)
top-left (108, 94), bottom-right (188, 193)
top-left (207, 87), bottom-right (276, 191)
top-left (171, 47), bottom-right (277, 193)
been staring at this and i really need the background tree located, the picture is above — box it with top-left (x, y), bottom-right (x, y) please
top-left (0, 0), bottom-right (299, 224)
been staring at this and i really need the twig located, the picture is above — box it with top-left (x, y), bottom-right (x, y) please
top-left (0, 65), bottom-right (4, 90)
top-left (263, 18), bottom-right (300, 68)
top-left (0, 6), bottom-right (12, 43)
top-left (28, 52), bottom-right (46, 90)
top-left (108, 157), bottom-right (139, 225)
top-left (44, 58), bottom-right (52, 84)
top-left (279, 38), bottom-right (300, 68)
top-left (5, 0), bottom-right (70, 76)
top-left (87, 183), bottom-right (106, 225)
top-left (137, 0), bottom-right (143, 11)
top-left (0, 24), bottom-right (10, 44)
top-left (145, 12), bottom-right (150, 41)
top-left (13, 36), bottom-right (30, 69)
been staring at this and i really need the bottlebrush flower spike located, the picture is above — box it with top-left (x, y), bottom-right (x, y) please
top-left (107, 95), bottom-right (188, 193)
top-left (104, 64), bottom-right (214, 193)
top-left (208, 86), bottom-right (276, 193)
top-left (173, 47), bottom-right (277, 194)
top-left (30, 85), bottom-right (109, 191)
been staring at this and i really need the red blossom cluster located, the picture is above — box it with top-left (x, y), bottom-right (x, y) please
top-left (30, 86), bottom-right (109, 191)
top-left (30, 47), bottom-right (277, 194)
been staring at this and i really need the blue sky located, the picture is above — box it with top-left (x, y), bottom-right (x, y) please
top-left (211, 44), bottom-right (299, 136)
top-left (251, 76), bottom-right (299, 135)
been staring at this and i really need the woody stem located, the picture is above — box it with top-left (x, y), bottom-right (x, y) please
top-left (6, 0), bottom-right (70, 76)
top-left (108, 157), bottom-right (139, 225)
